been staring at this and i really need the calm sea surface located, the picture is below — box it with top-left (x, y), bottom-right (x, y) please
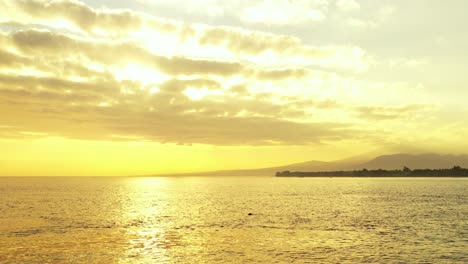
top-left (0, 177), bottom-right (466, 263)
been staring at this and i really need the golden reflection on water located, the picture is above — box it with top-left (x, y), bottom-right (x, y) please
top-left (120, 178), bottom-right (172, 263)
top-left (0, 177), bottom-right (466, 263)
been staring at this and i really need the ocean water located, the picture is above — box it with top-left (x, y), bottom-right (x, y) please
top-left (0, 176), bottom-right (466, 263)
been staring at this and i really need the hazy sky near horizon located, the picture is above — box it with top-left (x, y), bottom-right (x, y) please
top-left (1, 0), bottom-right (468, 175)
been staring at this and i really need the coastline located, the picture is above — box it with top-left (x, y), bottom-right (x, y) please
top-left (275, 166), bottom-right (468, 177)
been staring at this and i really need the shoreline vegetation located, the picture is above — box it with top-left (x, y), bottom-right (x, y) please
top-left (275, 166), bottom-right (468, 177)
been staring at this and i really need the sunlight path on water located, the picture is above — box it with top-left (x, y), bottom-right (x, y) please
top-left (0, 177), bottom-right (466, 263)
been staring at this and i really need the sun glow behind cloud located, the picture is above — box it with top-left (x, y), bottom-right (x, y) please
top-left (0, 0), bottom-right (467, 175)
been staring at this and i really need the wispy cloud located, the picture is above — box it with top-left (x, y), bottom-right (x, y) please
top-left (0, 0), bottom-right (440, 147)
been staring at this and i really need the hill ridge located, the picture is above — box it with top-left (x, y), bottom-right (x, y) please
top-left (153, 153), bottom-right (468, 176)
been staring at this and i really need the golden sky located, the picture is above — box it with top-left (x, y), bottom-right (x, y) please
top-left (1, 0), bottom-right (467, 175)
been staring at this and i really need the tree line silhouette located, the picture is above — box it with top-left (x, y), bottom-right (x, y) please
top-left (275, 166), bottom-right (468, 177)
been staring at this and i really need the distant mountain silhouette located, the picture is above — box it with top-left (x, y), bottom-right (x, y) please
top-left (155, 153), bottom-right (468, 176)
top-left (354, 153), bottom-right (468, 170)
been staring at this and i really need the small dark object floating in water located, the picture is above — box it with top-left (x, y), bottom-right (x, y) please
top-left (248, 213), bottom-right (253, 216)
